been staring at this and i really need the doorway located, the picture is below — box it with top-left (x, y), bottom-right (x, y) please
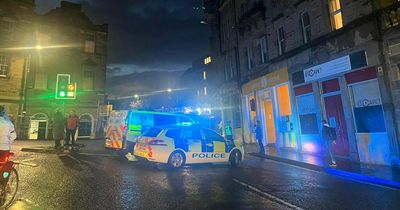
top-left (79, 114), bottom-right (93, 138)
top-left (263, 100), bottom-right (276, 146)
top-left (323, 94), bottom-right (350, 157)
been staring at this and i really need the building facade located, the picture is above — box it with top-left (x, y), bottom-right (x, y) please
top-left (0, 0), bottom-right (37, 135)
top-left (207, 0), bottom-right (400, 166)
top-left (0, 1), bottom-right (108, 140)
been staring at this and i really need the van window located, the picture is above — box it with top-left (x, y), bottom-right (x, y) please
top-left (140, 114), bottom-right (154, 126)
top-left (129, 113), bottom-right (140, 125)
top-left (166, 129), bottom-right (181, 139)
top-left (142, 127), bottom-right (162, 137)
top-left (154, 114), bottom-right (177, 126)
top-left (178, 116), bottom-right (193, 125)
top-left (180, 128), bottom-right (202, 139)
top-left (203, 129), bottom-right (225, 142)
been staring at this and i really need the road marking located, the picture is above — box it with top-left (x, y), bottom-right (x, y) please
top-left (58, 154), bottom-right (82, 164)
top-left (77, 153), bottom-right (120, 157)
top-left (233, 178), bottom-right (304, 210)
top-left (13, 161), bottom-right (38, 167)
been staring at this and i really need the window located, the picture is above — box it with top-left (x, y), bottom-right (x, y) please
top-left (329, 0), bottom-right (343, 30)
top-left (165, 129), bottom-right (181, 139)
top-left (204, 56), bottom-right (212, 65)
top-left (0, 55), bottom-right (9, 77)
top-left (202, 129), bottom-right (225, 142)
top-left (83, 71), bottom-right (94, 91)
top-left (203, 71), bottom-right (207, 80)
top-left (224, 56), bottom-right (229, 80)
top-left (349, 80), bottom-right (386, 133)
top-left (142, 127), bottom-right (162, 137)
top-left (277, 27), bottom-right (285, 55)
top-left (0, 20), bottom-right (14, 40)
top-left (84, 41), bottom-right (95, 54)
top-left (34, 72), bottom-right (48, 89)
top-left (297, 94), bottom-right (318, 134)
top-left (260, 36), bottom-right (268, 63)
top-left (204, 87), bottom-right (207, 96)
top-left (153, 115), bottom-right (177, 126)
top-left (301, 12), bottom-right (312, 43)
top-left (246, 46), bottom-right (254, 70)
top-left (229, 55), bottom-right (234, 78)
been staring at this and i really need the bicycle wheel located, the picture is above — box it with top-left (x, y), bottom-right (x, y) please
top-left (0, 168), bottom-right (19, 209)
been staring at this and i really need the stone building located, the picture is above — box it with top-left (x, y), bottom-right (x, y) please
top-left (206, 0), bottom-right (400, 166)
top-left (22, 1), bottom-right (108, 140)
top-left (0, 0), bottom-right (37, 134)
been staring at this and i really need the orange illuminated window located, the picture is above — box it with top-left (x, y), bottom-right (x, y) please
top-left (329, 0), bottom-right (343, 30)
top-left (276, 84), bottom-right (292, 116)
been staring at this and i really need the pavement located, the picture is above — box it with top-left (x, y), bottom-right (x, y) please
top-left (245, 143), bottom-right (400, 189)
top-left (4, 140), bottom-right (400, 210)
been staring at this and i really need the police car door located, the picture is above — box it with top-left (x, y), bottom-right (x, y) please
top-left (181, 128), bottom-right (204, 164)
top-left (202, 129), bottom-right (229, 162)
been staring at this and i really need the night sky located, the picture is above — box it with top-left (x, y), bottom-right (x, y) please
top-left (35, 0), bottom-right (210, 75)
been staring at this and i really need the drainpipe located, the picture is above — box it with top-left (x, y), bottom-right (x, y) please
top-left (18, 53), bottom-right (31, 139)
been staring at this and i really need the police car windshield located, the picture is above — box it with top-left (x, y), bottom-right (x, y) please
top-left (142, 127), bottom-right (162, 137)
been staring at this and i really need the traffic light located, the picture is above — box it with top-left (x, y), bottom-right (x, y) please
top-left (56, 74), bottom-right (76, 99)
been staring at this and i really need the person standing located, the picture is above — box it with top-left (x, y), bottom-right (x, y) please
top-left (322, 120), bottom-right (337, 166)
top-left (255, 120), bottom-right (265, 154)
top-left (66, 110), bottom-right (79, 146)
top-left (224, 121), bottom-right (233, 141)
top-left (53, 109), bottom-right (65, 149)
top-left (0, 106), bottom-right (16, 152)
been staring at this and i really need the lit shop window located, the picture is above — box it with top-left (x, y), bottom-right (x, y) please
top-left (349, 80), bottom-right (386, 133)
top-left (297, 94), bottom-right (318, 134)
top-left (203, 71), bottom-right (207, 81)
top-left (329, 0), bottom-right (343, 30)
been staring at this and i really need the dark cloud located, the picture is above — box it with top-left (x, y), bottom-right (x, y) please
top-left (35, 0), bottom-right (210, 72)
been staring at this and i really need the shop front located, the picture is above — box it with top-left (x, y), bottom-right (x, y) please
top-left (292, 50), bottom-right (393, 165)
top-left (242, 68), bottom-right (297, 150)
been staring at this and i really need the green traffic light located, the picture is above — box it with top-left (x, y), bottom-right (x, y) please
top-left (59, 91), bottom-right (66, 97)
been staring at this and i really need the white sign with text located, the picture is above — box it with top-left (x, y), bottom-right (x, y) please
top-left (304, 55), bottom-right (351, 82)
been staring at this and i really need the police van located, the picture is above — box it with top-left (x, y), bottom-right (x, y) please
top-left (133, 125), bottom-right (244, 168)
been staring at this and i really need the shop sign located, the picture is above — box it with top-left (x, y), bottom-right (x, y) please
top-left (304, 56), bottom-right (351, 82)
top-left (356, 98), bottom-right (381, 107)
top-left (242, 68), bottom-right (289, 94)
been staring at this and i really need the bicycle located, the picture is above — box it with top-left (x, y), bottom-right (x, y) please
top-left (0, 152), bottom-right (19, 209)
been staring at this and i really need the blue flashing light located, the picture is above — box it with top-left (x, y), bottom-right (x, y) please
top-left (3, 172), bottom-right (9, 179)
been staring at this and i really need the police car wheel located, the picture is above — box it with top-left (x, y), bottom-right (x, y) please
top-left (168, 151), bottom-right (186, 169)
top-left (229, 150), bottom-right (241, 167)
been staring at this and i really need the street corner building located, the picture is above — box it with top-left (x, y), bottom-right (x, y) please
top-left (0, 0), bottom-right (108, 140)
top-left (204, 0), bottom-right (400, 166)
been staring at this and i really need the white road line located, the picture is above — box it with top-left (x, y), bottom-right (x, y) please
top-left (13, 161), bottom-right (38, 167)
top-left (77, 153), bottom-right (120, 157)
top-left (233, 178), bottom-right (304, 210)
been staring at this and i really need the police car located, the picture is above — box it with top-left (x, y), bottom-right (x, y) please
top-left (133, 126), bottom-right (244, 169)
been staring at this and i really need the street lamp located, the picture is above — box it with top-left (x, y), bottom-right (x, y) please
top-left (167, 88), bottom-right (172, 93)
top-left (134, 94), bottom-right (139, 99)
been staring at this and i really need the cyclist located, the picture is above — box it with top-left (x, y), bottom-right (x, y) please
top-left (0, 106), bottom-right (16, 153)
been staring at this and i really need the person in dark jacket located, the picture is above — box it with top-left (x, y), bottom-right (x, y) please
top-left (322, 120), bottom-right (337, 166)
top-left (53, 110), bottom-right (65, 149)
top-left (255, 120), bottom-right (265, 154)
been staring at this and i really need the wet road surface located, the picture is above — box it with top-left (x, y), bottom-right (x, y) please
top-left (7, 141), bottom-right (400, 210)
